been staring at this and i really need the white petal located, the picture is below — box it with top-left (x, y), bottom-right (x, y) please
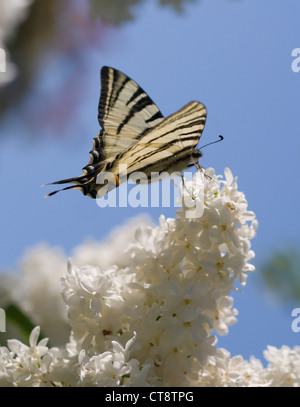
top-left (29, 326), bottom-right (40, 347)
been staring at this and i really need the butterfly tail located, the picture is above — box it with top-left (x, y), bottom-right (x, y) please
top-left (45, 173), bottom-right (90, 186)
top-left (44, 173), bottom-right (96, 198)
top-left (45, 184), bottom-right (84, 197)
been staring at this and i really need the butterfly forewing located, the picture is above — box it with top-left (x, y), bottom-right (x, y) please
top-left (98, 67), bottom-right (164, 159)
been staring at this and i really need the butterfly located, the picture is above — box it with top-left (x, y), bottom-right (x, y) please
top-left (46, 66), bottom-right (207, 199)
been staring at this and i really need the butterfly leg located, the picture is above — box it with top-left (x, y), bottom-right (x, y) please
top-left (180, 173), bottom-right (197, 201)
top-left (187, 160), bottom-right (212, 181)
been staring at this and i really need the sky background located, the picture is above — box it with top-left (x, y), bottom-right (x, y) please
top-left (0, 0), bottom-right (300, 363)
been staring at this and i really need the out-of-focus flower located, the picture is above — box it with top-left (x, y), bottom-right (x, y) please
top-left (0, 0), bottom-right (33, 86)
top-left (263, 345), bottom-right (300, 387)
top-left (0, 217), bottom-right (153, 346)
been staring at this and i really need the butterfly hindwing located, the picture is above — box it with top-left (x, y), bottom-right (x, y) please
top-left (113, 101), bottom-right (206, 179)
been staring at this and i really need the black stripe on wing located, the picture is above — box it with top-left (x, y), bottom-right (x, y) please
top-left (125, 145), bottom-right (203, 179)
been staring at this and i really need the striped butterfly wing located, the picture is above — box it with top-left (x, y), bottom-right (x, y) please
top-left (46, 67), bottom-right (165, 197)
top-left (117, 102), bottom-right (206, 175)
top-left (96, 66), bottom-right (165, 160)
top-left (82, 67), bottom-right (166, 176)
top-left (116, 101), bottom-right (206, 181)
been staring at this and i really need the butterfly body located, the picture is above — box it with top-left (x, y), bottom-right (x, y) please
top-left (46, 67), bottom-right (207, 199)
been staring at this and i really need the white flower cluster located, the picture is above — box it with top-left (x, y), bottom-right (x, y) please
top-left (0, 167), bottom-right (299, 387)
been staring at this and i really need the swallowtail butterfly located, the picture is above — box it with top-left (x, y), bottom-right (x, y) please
top-left (46, 67), bottom-right (207, 198)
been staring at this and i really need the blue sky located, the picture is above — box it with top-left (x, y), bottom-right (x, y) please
top-left (0, 0), bottom-right (300, 362)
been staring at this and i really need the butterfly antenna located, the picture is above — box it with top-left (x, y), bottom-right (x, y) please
top-left (199, 135), bottom-right (224, 150)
